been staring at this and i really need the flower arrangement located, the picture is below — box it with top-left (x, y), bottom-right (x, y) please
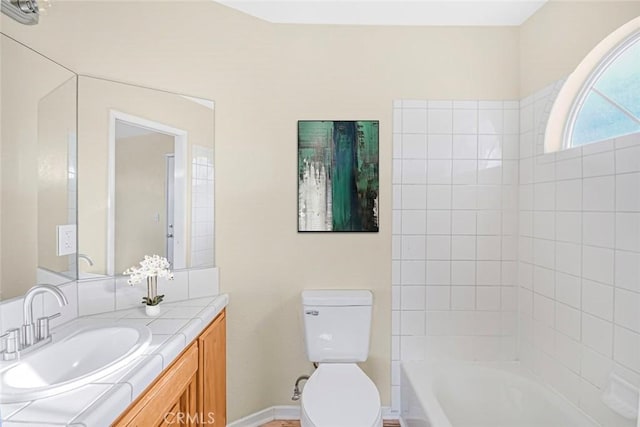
top-left (123, 255), bottom-right (174, 307)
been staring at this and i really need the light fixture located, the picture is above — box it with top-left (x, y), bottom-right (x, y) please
top-left (0, 0), bottom-right (51, 25)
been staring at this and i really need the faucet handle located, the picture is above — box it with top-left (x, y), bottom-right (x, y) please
top-left (0, 328), bottom-right (21, 360)
top-left (36, 313), bottom-right (61, 342)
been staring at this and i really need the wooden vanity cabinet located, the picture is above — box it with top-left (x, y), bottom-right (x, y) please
top-left (113, 343), bottom-right (198, 427)
top-left (198, 309), bottom-right (227, 427)
top-left (113, 310), bottom-right (226, 427)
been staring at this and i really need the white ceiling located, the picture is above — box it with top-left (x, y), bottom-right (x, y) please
top-left (216, 0), bottom-right (547, 26)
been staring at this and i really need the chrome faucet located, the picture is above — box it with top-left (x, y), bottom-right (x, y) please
top-left (78, 253), bottom-right (94, 266)
top-left (0, 284), bottom-right (68, 361)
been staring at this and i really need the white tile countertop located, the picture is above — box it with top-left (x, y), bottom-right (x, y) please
top-left (0, 294), bottom-right (229, 426)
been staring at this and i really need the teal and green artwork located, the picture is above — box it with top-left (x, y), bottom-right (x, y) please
top-left (298, 120), bottom-right (379, 232)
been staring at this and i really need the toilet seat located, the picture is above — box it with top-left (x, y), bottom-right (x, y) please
top-left (300, 363), bottom-right (382, 427)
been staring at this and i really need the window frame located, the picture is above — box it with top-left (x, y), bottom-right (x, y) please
top-left (544, 16), bottom-right (640, 153)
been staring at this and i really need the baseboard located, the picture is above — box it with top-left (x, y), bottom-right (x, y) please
top-left (226, 407), bottom-right (276, 427)
top-left (227, 405), bottom-right (396, 426)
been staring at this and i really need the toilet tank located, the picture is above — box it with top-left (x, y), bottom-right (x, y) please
top-left (301, 290), bottom-right (373, 363)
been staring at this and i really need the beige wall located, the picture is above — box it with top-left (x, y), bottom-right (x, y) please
top-left (0, 35), bottom-right (75, 300)
top-left (2, 2), bottom-right (521, 420)
top-left (519, 1), bottom-right (640, 97)
top-left (115, 132), bottom-right (173, 272)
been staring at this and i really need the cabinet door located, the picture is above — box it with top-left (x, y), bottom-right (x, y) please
top-left (198, 310), bottom-right (226, 427)
top-left (113, 343), bottom-right (198, 427)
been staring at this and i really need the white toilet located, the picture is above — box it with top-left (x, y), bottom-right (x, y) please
top-left (300, 290), bottom-right (382, 427)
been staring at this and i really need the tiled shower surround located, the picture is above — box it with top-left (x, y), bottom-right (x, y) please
top-left (391, 99), bottom-right (521, 408)
top-left (392, 93), bottom-right (640, 425)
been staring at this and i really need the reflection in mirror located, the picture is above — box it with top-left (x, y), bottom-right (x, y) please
top-left (78, 77), bottom-right (214, 278)
top-left (1, 35), bottom-right (78, 301)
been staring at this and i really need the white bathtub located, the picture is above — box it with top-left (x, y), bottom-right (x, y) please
top-left (400, 361), bottom-right (599, 427)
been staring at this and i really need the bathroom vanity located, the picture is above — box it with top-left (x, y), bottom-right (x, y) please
top-left (0, 294), bottom-right (228, 425)
top-left (114, 308), bottom-right (226, 426)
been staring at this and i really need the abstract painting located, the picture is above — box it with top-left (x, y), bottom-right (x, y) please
top-left (298, 120), bottom-right (379, 232)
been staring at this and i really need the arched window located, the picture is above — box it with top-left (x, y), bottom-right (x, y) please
top-left (545, 17), bottom-right (640, 152)
top-left (570, 33), bottom-right (640, 146)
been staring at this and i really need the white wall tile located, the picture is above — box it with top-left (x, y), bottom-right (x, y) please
top-left (534, 182), bottom-right (555, 211)
top-left (402, 210), bottom-right (427, 235)
top-left (582, 280), bottom-right (614, 321)
top-left (452, 160), bottom-right (477, 184)
top-left (583, 176), bottom-right (615, 212)
top-left (401, 185), bottom-right (427, 210)
top-left (451, 261), bottom-right (475, 285)
top-left (400, 311), bottom-right (426, 336)
top-left (78, 278), bottom-right (115, 316)
top-left (556, 273), bottom-right (581, 309)
top-left (615, 250), bottom-right (640, 293)
top-left (556, 303), bottom-right (581, 340)
top-left (479, 110), bottom-right (503, 135)
top-left (582, 245), bottom-right (614, 285)
top-left (402, 159), bottom-right (427, 184)
top-left (614, 288), bottom-right (640, 332)
top-left (477, 261), bottom-right (501, 285)
top-left (401, 235), bottom-right (426, 260)
top-left (613, 326), bottom-right (640, 372)
top-left (555, 212), bottom-right (582, 243)
top-left (452, 211), bottom-right (476, 235)
top-left (401, 261), bottom-right (426, 285)
top-left (402, 134), bottom-right (428, 159)
top-left (401, 286), bottom-right (426, 310)
top-left (556, 179), bottom-right (582, 211)
top-left (452, 186), bottom-right (477, 210)
top-left (615, 213), bottom-right (640, 252)
top-left (428, 134), bottom-right (453, 159)
top-left (477, 287), bottom-right (500, 311)
top-left (583, 151), bottom-right (614, 178)
top-left (453, 109), bottom-right (477, 134)
top-left (555, 242), bottom-right (581, 276)
top-left (581, 346), bottom-right (613, 389)
top-left (426, 211), bottom-right (450, 235)
top-left (556, 157), bottom-right (582, 181)
top-left (426, 260), bottom-right (451, 285)
top-left (427, 160), bottom-right (452, 184)
top-left (452, 135), bottom-right (478, 159)
top-left (582, 313), bottom-right (613, 357)
top-left (555, 332), bottom-right (581, 372)
top-left (451, 287), bottom-right (475, 310)
top-left (478, 135), bottom-right (502, 160)
top-left (426, 185), bottom-right (451, 209)
top-left (616, 144), bottom-right (640, 174)
top-left (426, 235), bottom-right (450, 260)
top-left (616, 172), bottom-right (640, 211)
top-left (582, 212), bottom-right (615, 248)
top-left (426, 286), bottom-right (450, 310)
top-left (428, 109), bottom-right (453, 134)
top-left (452, 236), bottom-right (476, 260)
top-left (402, 109), bottom-right (427, 134)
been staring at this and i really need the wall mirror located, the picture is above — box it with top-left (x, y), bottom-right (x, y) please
top-left (77, 76), bottom-right (215, 278)
top-left (1, 34), bottom-right (78, 300)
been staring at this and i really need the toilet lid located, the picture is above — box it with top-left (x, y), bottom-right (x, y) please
top-left (302, 364), bottom-right (381, 427)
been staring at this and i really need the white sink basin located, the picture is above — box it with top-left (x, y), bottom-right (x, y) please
top-left (0, 322), bottom-right (151, 403)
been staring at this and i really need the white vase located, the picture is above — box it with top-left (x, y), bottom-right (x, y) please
top-left (145, 304), bottom-right (160, 317)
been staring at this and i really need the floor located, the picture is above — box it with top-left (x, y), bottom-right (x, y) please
top-left (261, 421), bottom-right (401, 427)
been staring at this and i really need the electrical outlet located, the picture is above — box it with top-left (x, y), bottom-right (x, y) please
top-left (57, 224), bottom-right (77, 256)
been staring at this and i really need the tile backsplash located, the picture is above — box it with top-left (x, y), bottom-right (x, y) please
top-left (0, 266), bottom-right (219, 343)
